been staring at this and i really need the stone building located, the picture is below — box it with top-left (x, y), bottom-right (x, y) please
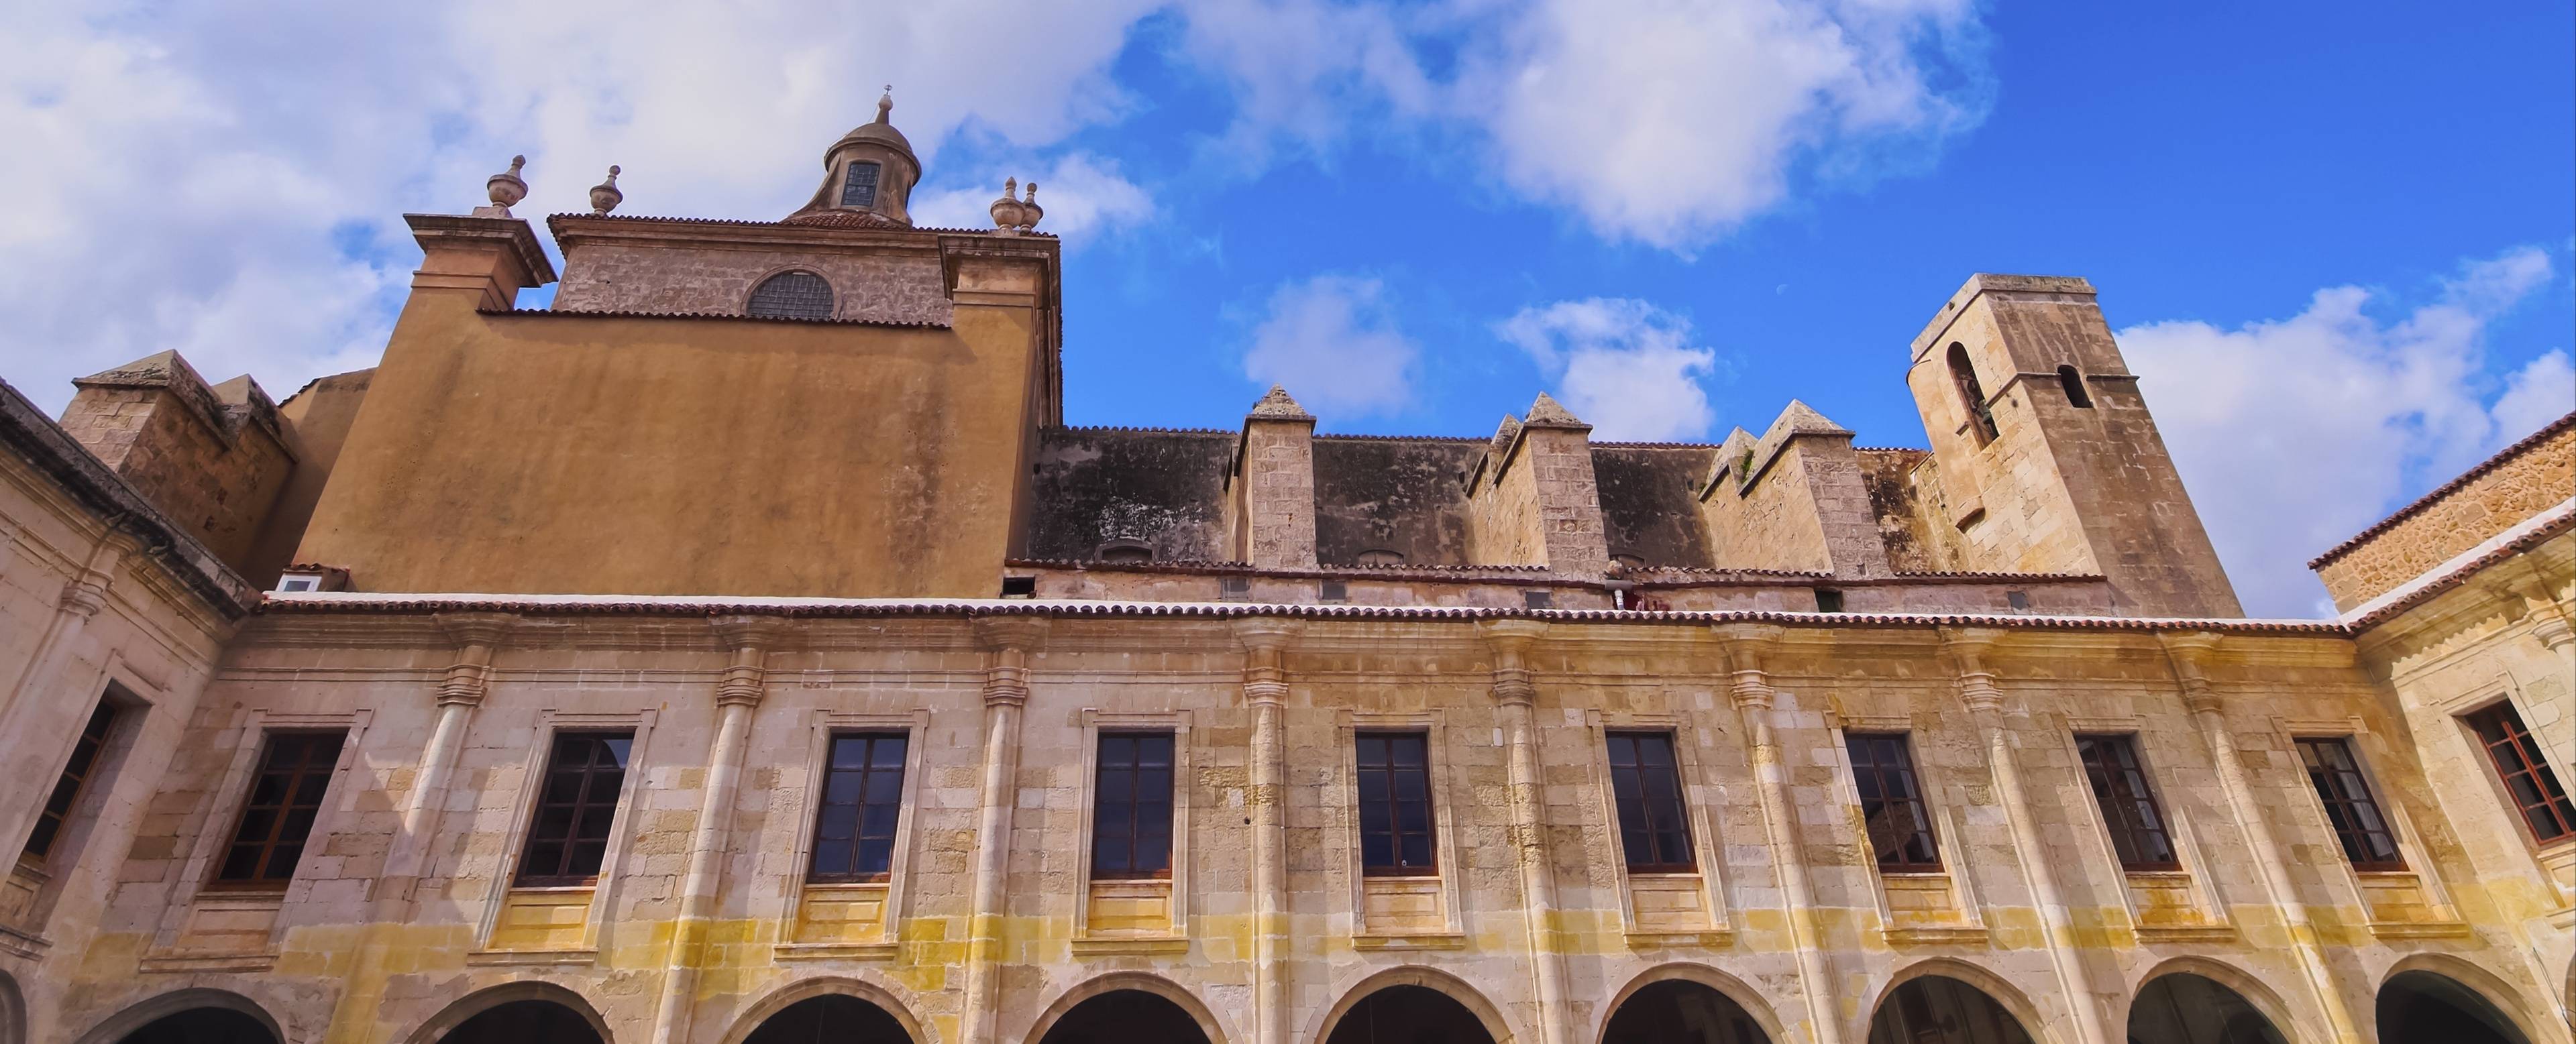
top-left (0, 95), bottom-right (2570, 1044)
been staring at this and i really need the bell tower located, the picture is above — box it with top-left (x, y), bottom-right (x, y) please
top-left (789, 89), bottom-right (920, 226)
top-left (1907, 274), bottom-right (2241, 617)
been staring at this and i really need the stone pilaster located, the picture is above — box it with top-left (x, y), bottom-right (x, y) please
top-left (1941, 628), bottom-right (2111, 1044)
top-left (1710, 624), bottom-right (1844, 1044)
top-left (650, 615), bottom-right (784, 1044)
top-left (1479, 619), bottom-right (1568, 1044)
top-left (1232, 387), bottom-right (1319, 569)
top-left (1467, 394), bottom-right (1611, 575)
top-left (2159, 632), bottom-right (2363, 1044)
top-left (1233, 617), bottom-right (1302, 1044)
top-left (961, 616), bottom-right (1047, 1044)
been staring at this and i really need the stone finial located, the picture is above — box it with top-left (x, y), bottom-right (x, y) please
top-left (990, 177), bottom-right (1026, 235)
top-left (588, 165), bottom-right (623, 215)
top-left (877, 86), bottom-right (894, 124)
top-left (1523, 392), bottom-right (1588, 428)
top-left (484, 155), bottom-right (528, 215)
top-left (1248, 385), bottom-right (1311, 420)
top-left (1019, 182), bottom-right (1042, 231)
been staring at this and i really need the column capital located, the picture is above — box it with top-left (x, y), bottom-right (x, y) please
top-left (1709, 622), bottom-right (1784, 666)
top-left (971, 614), bottom-right (1051, 653)
top-left (57, 577), bottom-right (108, 618)
top-left (433, 611), bottom-right (519, 650)
top-left (1232, 616), bottom-right (1305, 654)
top-left (710, 614), bottom-right (786, 652)
top-left (1939, 626), bottom-right (2008, 717)
top-left (2156, 631), bottom-right (2226, 715)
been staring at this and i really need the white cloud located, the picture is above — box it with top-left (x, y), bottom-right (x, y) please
top-left (1494, 298), bottom-right (1717, 441)
top-left (0, 0), bottom-right (1163, 415)
top-left (1175, 0), bottom-right (1988, 249)
top-left (2116, 246), bottom-right (2565, 618)
top-left (2493, 350), bottom-right (2575, 441)
top-left (910, 153), bottom-right (1157, 242)
top-left (1240, 276), bottom-right (1419, 416)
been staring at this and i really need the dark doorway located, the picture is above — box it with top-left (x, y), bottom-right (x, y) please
top-left (2376, 971), bottom-right (2529, 1044)
top-left (1603, 980), bottom-right (1770, 1044)
top-left (2126, 974), bottom-right (2286, 1044)
top-left (440, 1000), bottom-right (605, 1044)
top-left (744, 994), bottom-right (911, 1044)
top-left (117, 1008), bottom-right (278, 1044)
top-left (1866, 976), bottom-right (2034, 1044)
top-left (1324, 984), bottom-right (1495, 1044)
top-left (1036, 989), bottom-right (1210, 1044)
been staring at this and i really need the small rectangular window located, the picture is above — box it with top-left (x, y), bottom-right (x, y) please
top-left (999, 575), bottom-right (1037, 598)
top-left (2075, 734), bottom-right (2178, 870)
top-left (1523, 590), bottom-right (1554, 610)
top-left (1846, 732), bottom-right (1941, 872)
top-left (213, 730), bottom-right (345, 886)
top-left (2464, 703), bottom-right (2575, 845)
top-left (1220, 577), bottom-right (1252, 601)
top-left (1091, 732), bottom-right (1175, 879)
top-left (1607, 732), bottom-right (1694, 872)
top-left (2296, 737), bottom-right (2404, 871)
top-left (516, 732), bottom-right (633, 885)
top-left (1813, 589), bottom-right (1844, 613)
top-left (21, 699), bottom-right (120, 865)
top-left (810, 732), bottom-right (908, 882)
top-left (1356, 732), bottom-right (1436, 876)
top-left (840, 161), bottom-right (881, 207)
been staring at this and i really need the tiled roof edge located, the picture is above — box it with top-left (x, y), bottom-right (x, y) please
top-left (478, 308), bottom-right (949, 330)
top-left (547, 212), bottom-right (1051, 237)
top-left (1004, 558), bottom-right (1559, 579)
top-left (2346, 502), bottom-right (2576, 630)
top-left (2310, 411), bottom-right (2576, 569)
top-left (1051, 425), bottom-right (1234, 437)
top-left (255, 592), bottom-right (2351, 636)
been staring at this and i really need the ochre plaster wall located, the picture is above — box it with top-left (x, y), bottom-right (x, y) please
top-left (294, 290), bottom-right (1044, 597)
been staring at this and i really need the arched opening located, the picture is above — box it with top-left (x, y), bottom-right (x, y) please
top-left (0, 968), bottom-right (21, 1044)
top-left (747, 270), bottom-right (835, 321)
top-left (741, 994), bottom-right (910, 1044)
top-left (1946, 343), bottom-right (1999, 445)
top-left (1866, 976), bottom-right (2034, 1044)
top-left (440, 1000), bottom-right (605, 1043)
top-left (1036, 989), bottom-right (1211, 1044)
top-left (1325, 985), bottom-right (1495, 1044)
top-left (1601, 980), bottom-right (1770, 1044)
top-left (2055, 365), bottom-right (2093, 409)
top-left (2378, 970), bottom-right (2530, 1044)
top-left (114, 1009), bottom-right (279, 1044)
top-left (2127, 973), bottom-right (2285, 1044)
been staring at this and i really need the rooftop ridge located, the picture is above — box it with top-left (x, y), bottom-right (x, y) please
top-left (1050, 424), bottom-right (1234, 436)
top-left (2310, 410), bottom-right (2576, 568)
top-left (547, 212), bottom-right (1048, 237)
top-left (480, 307), bottom-right (949, 329)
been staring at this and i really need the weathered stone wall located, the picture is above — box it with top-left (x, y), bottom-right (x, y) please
top-left (19, 607), bottom-right (2571, 1044)
top-left (1857, 448), bottom-right (1943, 573)
top-left (554, 241), bottom-right (954, 327)
top-left (244, 367), bottom-right (375, 588)
top-left (1310, 438), bottom-right (1479, 568)
top-left (1701, 445), bottom-right (1835, 575)
top-left (1025, 429), bottom-right (1232, 563)
top-left (2316, 417), bottom-right (2575, 612)
top-left (58, 364), bottom-right (297, 577)
top-left (1238, 418), bottom-right (1319, 569)
top-left (1589, 445), bottom-right (1714, 569)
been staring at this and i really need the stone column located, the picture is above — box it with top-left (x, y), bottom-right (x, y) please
top-left (2159, 633), bottom-right (2362, 1044)
top-left (961, 617), bottom-right (1047, 1044)
top-left (1234, 618), bottom-right (1302, 1044)
top-left (1941, 629), bottom-right (2111, 1044)
top-left (649, 616), bottom-right (782, 1044)
top-left (1478, 620), bottom-right (1570, 1044)
top-left (321, 611), bottom-right (515, 1043)
top-left (1711, 624), bottom-right (1844, 1044)
top-left (0, 530), bottom-right (126, 857)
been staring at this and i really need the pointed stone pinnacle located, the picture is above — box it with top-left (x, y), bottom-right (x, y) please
top-left (1248, 384), bottom-right (1311, 419)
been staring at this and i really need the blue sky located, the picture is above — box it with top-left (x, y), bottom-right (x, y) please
top-left (3, 1), bottom-right (2569, 615)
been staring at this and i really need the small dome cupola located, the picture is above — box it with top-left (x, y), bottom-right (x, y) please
top-left (789, 88), bottom-right (921, 227)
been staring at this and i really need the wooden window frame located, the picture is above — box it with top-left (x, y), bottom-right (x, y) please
top-left (1606, 730), bottom-right (1695, 873)
top-left (514, 730), bottom-right (636, 887)
top-left (1090, 731), bottom-right (1177, 881)
top-left (20, 699), bottom-right (121, 868)
top-left (2463, 701), bottom-right (2576, 845)
top-left (1356, 731), bottom-right (1438, 877)
top-left (207, 730), bottom-right (348, 890)
top-left (806, 732), bottom-right (911, 884)
top-left (2074, 733), bottom-right (2181, 871)
top-left (1845, 732), bottom-right (1942, 872)
top-left (2296, 736), bottom-right (2406, 872)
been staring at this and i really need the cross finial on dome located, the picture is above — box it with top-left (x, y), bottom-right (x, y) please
top-left (877, 86), bottom-right (894, 124)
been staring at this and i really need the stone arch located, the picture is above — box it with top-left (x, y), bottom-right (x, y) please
top-left (70, 988), bottom-right (286, 1044)
top-left (722, 975), bottom-right (931, 1044)
top-left (2125, 956), bottom-right (2304, 1043)
top-left (0, 969), bottom-right (23, 1044)
top-left (1307, 966), bottom-right (1518, 1044)
top-left (1597, 963), bottom-right (1788, 1044)
top-left (1866, 958), bottom-right (2055, 1044)
top-left (399, 980), bottom-right (614, 1044)
top-left (1023, 971), bottom-right (1232, 1044)
top-left (2377, 953), bottom-right (2543, 1044)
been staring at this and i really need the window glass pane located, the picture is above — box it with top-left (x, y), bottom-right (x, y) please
top-left (1358, 732), bottom-right (1436, 875)
top-left (213, 730), bottom-right (345, 886)
top-left (1845, 732), bottom-right (1939, 872)
top-left (810, 732), bottom-right (907, 881)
